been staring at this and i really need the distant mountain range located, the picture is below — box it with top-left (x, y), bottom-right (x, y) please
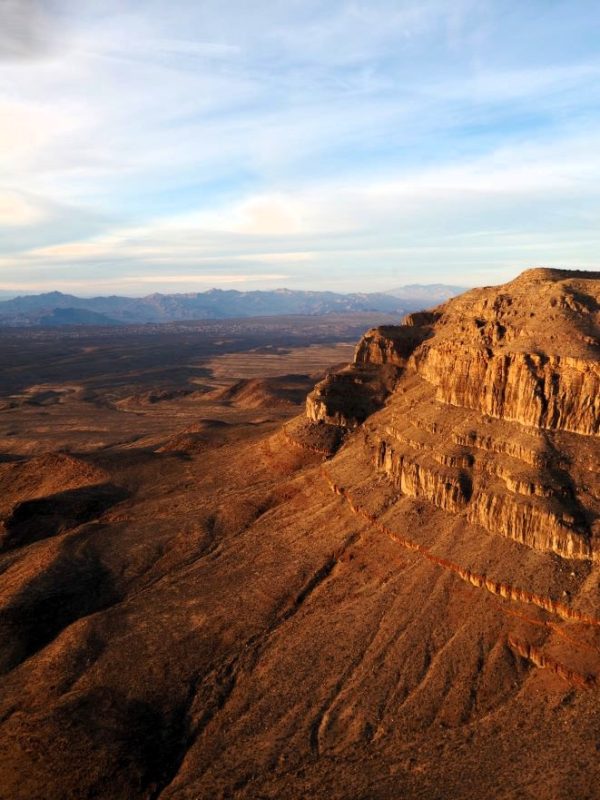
top-left (385, 283), bottom-right (467, 302)
top-left (0, 285), bottom-right (467, 327)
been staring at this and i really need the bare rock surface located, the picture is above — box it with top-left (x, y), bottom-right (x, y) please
top-left (310, 268), bottom-right (600, 561)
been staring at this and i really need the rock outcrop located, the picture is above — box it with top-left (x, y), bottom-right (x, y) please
top-left (306, 364), bottom-right (400, 428)
top-left (321, 464), bottom-right (600, 628)
top-left (410, 269), bottom-right (600, 436)
top-left (353, 320), bottom-right (436, 366)
top-left (306, 268), bottom-right (600, 561)
top-left (415, 347), bottom-right (600, 436)
top-left (307, 313), bottom-right (434, 428)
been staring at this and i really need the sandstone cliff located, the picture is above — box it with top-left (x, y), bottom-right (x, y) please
top-left (306, 315), bottom-right (434, 428)
top-left (305, 268), bottom-right (600, 561)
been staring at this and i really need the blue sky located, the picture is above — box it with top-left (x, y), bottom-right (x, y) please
top-left (2, 0), bottom-right (600, 295)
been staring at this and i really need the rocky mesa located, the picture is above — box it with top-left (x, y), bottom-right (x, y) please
top-left (306, 268), bottom-right (600, 561)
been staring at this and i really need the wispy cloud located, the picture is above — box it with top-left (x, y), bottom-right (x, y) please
top-left (0, 272), bottom-right (290, 295)
top-left (0, 190), bottom-right (46, 225)
top-left (0, 0), bottom-right (58, 60)
top-left (1, 0), bottom-right (600, 293)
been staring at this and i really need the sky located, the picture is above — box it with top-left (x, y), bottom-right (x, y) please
top-left (2, 0), bottom-right (600, 296)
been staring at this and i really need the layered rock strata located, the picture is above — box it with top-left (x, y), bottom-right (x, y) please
top-left (306, 269), bottom-right (600, 561)
top-left (307, 314), bottom-right (434, 428)
top-left (414, 347), bottom-right (600, 436)
top-left (321, 464), bottom-right (600, 628)
top-left (410, 269), bottom-right (600, 437)
top-left (306, 364), bottom-right (399, 428)
top-left (507, 636), bottom-right (596, 689)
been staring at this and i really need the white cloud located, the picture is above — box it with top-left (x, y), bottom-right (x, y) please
top-left (0, 191), bottom-right (47, 226)
top-left (2, 1), bottom-right (600, 292)
top-left (123, 273), bottom-right (287, 284)
top-left (3, 125), bottom-right (600, 282)
top-left (0, 273), bottom-right (289, 294)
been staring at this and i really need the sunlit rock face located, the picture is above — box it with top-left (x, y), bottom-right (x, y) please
top-left (410, 269), bottom-right (600, 436)
top-left (306, 268), bottom-right (600, 561)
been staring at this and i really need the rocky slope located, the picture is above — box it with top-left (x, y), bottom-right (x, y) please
top-left (307, 268), bottom-right (600, 562)
top-left (1, 269), bottom-right (599, 800)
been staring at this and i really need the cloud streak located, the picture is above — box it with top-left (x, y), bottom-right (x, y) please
top-left (0, 0), bottom-right (58, 60)
top-left (1, 1), bottom-right (600, 293)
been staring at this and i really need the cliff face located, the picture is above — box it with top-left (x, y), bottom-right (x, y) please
top-left (354, 319), bottom-right (436, 366)
top-left (306, 364), bottom-right (400, 428)
top-left (414, 347), bottom-right (600, 436)
top-left (305, 268), bottom-right (600, 561)
top-left (372, 409), bottom-right (593, 561)
top-left (307, 315), bottom-right (434, 428)
top-left (410, 269), bottom-right (600, 437)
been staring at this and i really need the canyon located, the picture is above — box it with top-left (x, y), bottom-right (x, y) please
top-left (0, 269), bottom-right (599, 799)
